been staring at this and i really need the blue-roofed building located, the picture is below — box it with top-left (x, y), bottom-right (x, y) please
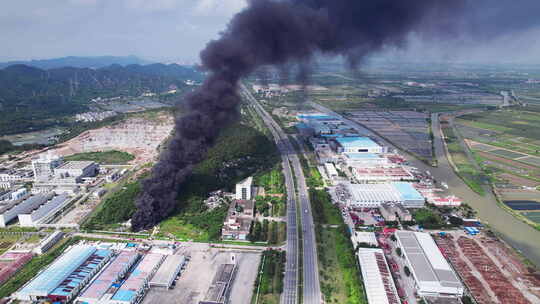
top-left (335, 137), bottom-right (384, 154)
top-left (15, 245), bottom-right (112, 303)
top-left (393, 182), bottom-right (425, 208)
top-left (15, 245), bottom-right (97, 301)
top-left (49, 249), bottom-right (113, 303)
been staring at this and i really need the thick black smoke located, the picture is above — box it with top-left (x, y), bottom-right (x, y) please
top-left (131, 0), bottom-right (468, 231)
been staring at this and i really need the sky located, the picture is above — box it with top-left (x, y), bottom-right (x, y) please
top-left (1, 0), bottom-right (539, 64)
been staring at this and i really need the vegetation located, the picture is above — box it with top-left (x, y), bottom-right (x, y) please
top-left (0, 139), bottom-right (46, 156)
top-left (83, 178), bottom-right (142, 230)
top-left (318, 225), bottom-right (367, 304)
top-left (310, 188), bottom-right (367, 303)
top-left (255, 196), bottom-right (286, 217)
top-left (248, 220), bottom-right (286, 245)
top-left (0, 63), bottom-right (201, 135)
top-left (158, 122), bottom-right (280, 241)
top-left (309, 189), bottom-right (342, 225)
top-left (255, 165), bottom-right (285, 194)
top-left (404, 266), bottom-right (411, 277)
top-left (252, 250), bottom-right (285, 304)
top-left (442, 122), bottom-right (486, 195)
top-left (0, 236), bottom-right (79, 298)
top-left (413, 208), bottom-right (445, 229)
top-left (64, 150), bottom-right (135, 164)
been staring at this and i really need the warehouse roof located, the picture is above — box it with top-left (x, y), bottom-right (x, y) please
top-left (50, 249), bottom-right (112, 297)
top-left (392, 182), bottom-right (424, 201)
top-left (78, 251), bottom-right (139, 300)
top-left (336, 137), bottom-right (380, 148)
top-left (56, 161), bottom-right (96, 170)
top-left (344, 153), bottom-right (382, 159)
top-left (395, 231), bottom-right (462, 290)
top-left (150, 255), bottom-right (185, 287)
top-left (357, 248), bottom-right (400, 304)
top-left (17, 245), bottom-right (96, 297)
top-left (111, 253), bottom-right (164, 302)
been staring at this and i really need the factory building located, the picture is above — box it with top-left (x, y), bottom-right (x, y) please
top-left (235, 177), bottom-right (253, 201)
top-left (109, 253), bottom-right (165, 304)
top-left (395, 231), bottom-right (464, 298)
top-left (76, 251), bottom-right (140, 304)
top-left (351, 231), bottom-right (378, 247)
top-left (334, 137), bottom-right (384, 154)
top-left (346, 183), bottom-right (424, 208)
top-left (54, 161), bottom-right (99, 180)
top-left (342, 152), bottom-right (389, 167)
top-left (48, 249), bottom-right (113, 303)
top-left (222, 200), bottom-right (255, 240)
top-left (324, 162), bottom-right (338, 178)
top-left (18, 193), bottom-right (70, 227)
top-left (357, 248), bottom-right (400, 304)
top-left (200, 263), bottom-right (237, 304)
top-left (33, 231), bottom-right (64, 255)
top-left (0, 192), bottom-right (54, 227)
top-left (149, 255), bottom-right (186, 289)
top-left (379, 203), bottom-right (412, 222)
top-left (352, 166), bottom-right (416, 183)
top-left (32, 152), bottom-right (63, 181)
top-left (15, 245), bottom-right (112, 302)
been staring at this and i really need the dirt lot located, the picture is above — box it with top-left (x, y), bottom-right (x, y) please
top-left (142, 243), bottom-right (261, 304)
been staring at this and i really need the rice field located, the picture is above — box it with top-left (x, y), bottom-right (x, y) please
top-left (488, 149), bottom-right (528, 159)
top-left (522, 212), bottom-right (540, 224)
top-left (504, 200), bottom-right (540, 211)
top-left (520, 156), bottom-right (540, 167)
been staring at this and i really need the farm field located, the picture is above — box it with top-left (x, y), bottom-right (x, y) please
top-left (457, 109), bottom-right (540, 191)
top-left (522, 212), bottom-right (540, 224)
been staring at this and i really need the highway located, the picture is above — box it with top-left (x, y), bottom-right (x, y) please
top-left (241, 84), bottom-right (321, 304)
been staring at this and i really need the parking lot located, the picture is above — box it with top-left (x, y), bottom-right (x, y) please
top-left (142, 243), bottom-right (261, 304)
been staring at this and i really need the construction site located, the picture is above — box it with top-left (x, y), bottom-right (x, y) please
top-left (433, 231), bottom-right (540, 304)
top-left (51, 112), bottom-right (174, 164)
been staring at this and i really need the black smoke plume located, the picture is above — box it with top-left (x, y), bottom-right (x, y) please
top-left (131, 0), bottom-right (467, 231)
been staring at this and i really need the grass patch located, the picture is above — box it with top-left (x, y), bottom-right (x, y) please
top-left (309, 189), bottom-right (342, 225)
top-left (64, 150), bottom-right (135, 164)
top-left (82, 178), bottom-right (143, 230)
top-left (318, 226), bottom-right (367, 304)
top-left (252, 250), bottom-right (285, 304)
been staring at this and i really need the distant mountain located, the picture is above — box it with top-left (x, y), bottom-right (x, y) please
top-left (0, 63), bottom-right (203, 135)
top-left (0, 55), bottom-right (151, 70)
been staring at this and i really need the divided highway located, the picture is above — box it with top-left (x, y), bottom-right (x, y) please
top-left (241, 84), bottom-right (321, 304)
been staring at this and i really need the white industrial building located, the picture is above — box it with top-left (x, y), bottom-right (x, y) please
top-left (334, 137), bottom-right (385, 154)
top-left (342, 153), bottom-right (389, 167)
top-left (18, 194), bottom-right (70, 227)
top-left (324, 162), bottom-right (338, 178)
top-left (149, 255), bottom-right (185, 288)
top-left (395, 231), bottom-right (464, 298)
top-left (351, 231), bottom-right (378, 247)
top-left (357, 248), bottom-right (400, 304)
top-left (0, 192), bottom-right (54, 227)
top-left (54, 161), bottom-right (99, 180)
top-left (32, 152), bottom-right (63, 181)
top-left (33, 231), bottom-right (64, 255)
top-left (345, 183), bottom-right (425, 208)
top-left (235, 176), bottom-right (253, 200)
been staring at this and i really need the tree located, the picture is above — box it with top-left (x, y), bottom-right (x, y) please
top-left (396, 247), bottom-right (402, 257)
top-left (449, 216), bottom-right (464, 226)
top-left (404, 266), bottom-right (411, 277)
top-left (390, 234), bottom-right (397, 242)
